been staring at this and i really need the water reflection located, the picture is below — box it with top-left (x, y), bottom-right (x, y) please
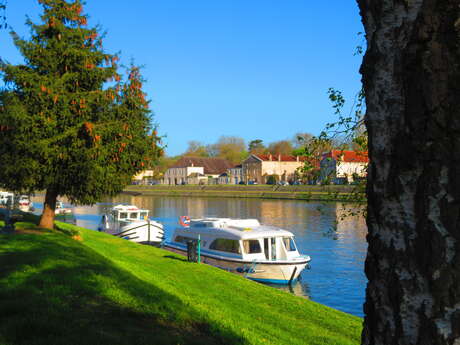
top-left (31, 194), bottom-right (367, 317)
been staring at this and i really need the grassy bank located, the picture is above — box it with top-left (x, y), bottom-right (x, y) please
top-left (124, 184), bottom-right (365, 202)
top-left (0, 217), bottom-right (362, 345)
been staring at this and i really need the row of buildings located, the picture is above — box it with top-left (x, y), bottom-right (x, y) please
top-left (155, 150), bottom-right (368, 185)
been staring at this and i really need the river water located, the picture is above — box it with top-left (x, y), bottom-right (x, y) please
top-left (32, 194), bottom-right (368, 317)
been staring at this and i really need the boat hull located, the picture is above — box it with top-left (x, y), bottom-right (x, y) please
top-left (104, 221), bottom-right (164, 244)
top-left (164, 245), bottom-right (309, 284)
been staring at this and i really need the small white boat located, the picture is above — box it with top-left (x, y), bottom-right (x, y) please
top-left (17, 195), bottom-right (33, 212)
top-left (55, 200), bottom-right (73, 214)
top-left (0, 192), bottom-right (14, 206)
top-left (164, 217), bottom-right (311, 284)
top-left (98, 204), bottom-right (164, 245)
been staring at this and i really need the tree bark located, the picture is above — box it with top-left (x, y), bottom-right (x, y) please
top-left (357, 0), bottom-right (460, 344)
top-left (39, 189), bottom-right (58, 229)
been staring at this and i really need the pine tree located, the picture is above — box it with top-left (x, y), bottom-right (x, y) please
top-left (0, 0), bottom-right (162, 228)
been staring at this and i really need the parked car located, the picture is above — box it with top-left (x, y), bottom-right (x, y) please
top-left (238, 181), bottom-right (246, 185)
top-left (277, 181), bottom-right (289, 186)
top-left (248, 181), bottom-right (258, 185)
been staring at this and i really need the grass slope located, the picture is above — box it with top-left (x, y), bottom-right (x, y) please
top-left (0, 219), bottom-right (362, 345)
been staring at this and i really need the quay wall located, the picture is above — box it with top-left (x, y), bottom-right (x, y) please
top-left (123, 184), bottom-right (366, 202)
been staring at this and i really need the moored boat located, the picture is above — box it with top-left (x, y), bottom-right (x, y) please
top-left (98, 204), bottom-right (164, 245)
top-left (17, 195), bottom-right (34, 212)
top-left (55, 200), bottom-right (73, 214)
top-left (164, 217), bottom-right (311, 284)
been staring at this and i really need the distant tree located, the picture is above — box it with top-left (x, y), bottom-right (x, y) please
top-left (248, 139), bottom-right (266, 154)
top-left (213, 136), bottom-right (246, 164)
top-left (267, 140), bottom-right (293, 155)
top-left (184, 140), bottom-right (209, 157)
top-left (292, 132), bottom-right (313, 148)
top-left (0, 0), bottom-right (161, 229)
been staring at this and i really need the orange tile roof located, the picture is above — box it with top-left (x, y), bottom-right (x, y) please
top-left (322, 150), bottom-right (369, 163)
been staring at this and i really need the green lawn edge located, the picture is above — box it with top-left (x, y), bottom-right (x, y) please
top-left (0, 219), bottom-right (363, 345)
top-left (124, 185), bottom-right (366, 203)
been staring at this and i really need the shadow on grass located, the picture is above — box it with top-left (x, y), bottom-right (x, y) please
top-left (162, 255), bottom-right (188, 262)
top-left (0, 233), bottom-right (245, 345)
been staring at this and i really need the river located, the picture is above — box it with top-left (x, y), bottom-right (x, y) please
top-left (32, 194), bottom-right (368, 317)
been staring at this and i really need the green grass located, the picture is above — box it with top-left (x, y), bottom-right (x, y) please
top-left (0, 219), bottom-right (362, 345)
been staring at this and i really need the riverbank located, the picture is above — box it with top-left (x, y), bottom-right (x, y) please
top-left (124, 184), bottom-right (366, 202)
top-left (0, 215), bottom-right (362, 345)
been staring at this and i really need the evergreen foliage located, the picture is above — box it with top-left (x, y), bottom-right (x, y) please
top-left (0, 0), bottom-right (161, 225)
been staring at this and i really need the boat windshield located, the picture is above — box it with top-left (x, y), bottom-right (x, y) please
top-left (140, 212), bottom-right (148, 220)
top-left (282, 237), bottom-right (297, 252)
top-left (242, 240), bottom-right (262, 254)
top-left (129, 212), bottom-right (138, 219)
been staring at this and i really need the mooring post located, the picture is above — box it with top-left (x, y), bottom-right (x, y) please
top-left (148, 219), bottom-right (151, 243)
top-left (288, 266), bottom-right (298, 285)
top-left (197, 234), bottom-right (201, 263)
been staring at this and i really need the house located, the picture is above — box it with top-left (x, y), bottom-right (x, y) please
top-left (162, 157), bottom-right (233, 185)
top-left (132, 169), bottom-right (155, 182)
top-left (228, 164), bottom-right (243, 184)
top-left (320, 150), bottom-right (368, 184)
top-left (242, 154), bottom-right (311, 184)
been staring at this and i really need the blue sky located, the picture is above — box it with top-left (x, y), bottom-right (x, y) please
top-left (1, 1), bottom-right (363, 156)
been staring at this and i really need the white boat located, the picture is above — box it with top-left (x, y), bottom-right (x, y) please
top-left (98, 204), bottom-right (164, 245)
top-left (17, 195), bottom-right (33, 212)
top-left (55, 200), bottom-right (73, 214)
top-left (164, 217), bottom-right (311, 284)
top-left (0, 192), bottom-right (14, 206)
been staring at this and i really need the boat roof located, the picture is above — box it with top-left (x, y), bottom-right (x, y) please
top-left (176, 218), bottom-right (294, 240)
top-left (111, 204), bottom-right (149, 213)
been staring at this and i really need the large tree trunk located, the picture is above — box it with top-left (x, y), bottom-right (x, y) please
top-left (357, 1), bottom-right (460, 344)
top-left (39, 189), bottom-right (58, 229)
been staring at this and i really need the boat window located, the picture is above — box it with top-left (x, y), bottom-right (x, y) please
top-left (175, 235), bottom-right (196, 243)
top-left (283, 237), bottom-right (297, 252)
top-left (242, 240), bottom-right (262, 254)
top-left (140, 212), bottom-right (148, 220)
top-left (129, 212), bottom-right (138, 219)
top-left (119, 212), bottom-right (127, 219)
top-left (174, 236), bottom-right (206, 247)
top-left (210, 239), bottom-right (241, 254)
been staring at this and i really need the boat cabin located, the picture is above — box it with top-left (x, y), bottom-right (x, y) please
top-left (110, 205), bottom-right (149, 223)
top-left (171, 218), bottom-right (300, 261)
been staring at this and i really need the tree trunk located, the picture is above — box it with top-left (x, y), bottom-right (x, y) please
top-left (39, 189), bottom-right (58, 229)
top-left (357, 1), bottom-right (460, 344)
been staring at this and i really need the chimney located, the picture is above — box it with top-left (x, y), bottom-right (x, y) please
top-left (191, 163), bottom-right (194, 167)
top-left (296, 156), bottom-right (299, 162)
top-left (269, 154), bottom-right (272, 161)
top-left (278, 154), bottom-right (281, 162)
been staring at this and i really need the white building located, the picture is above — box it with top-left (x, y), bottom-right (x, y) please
top-left (227, 164), bottom-right (243, 184)
top-left (320, 150), bottom-right (368, 184)
top-left (242, 154), bottom-right (310, 184)
top-left (163, 157), bottom-right (233, 185)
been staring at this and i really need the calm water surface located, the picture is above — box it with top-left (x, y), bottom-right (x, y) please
top-left (32, 195), bottom-right (367, 317)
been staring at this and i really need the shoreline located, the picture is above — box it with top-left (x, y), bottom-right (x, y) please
top-left (123, 184), bottom-right (366, 202)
